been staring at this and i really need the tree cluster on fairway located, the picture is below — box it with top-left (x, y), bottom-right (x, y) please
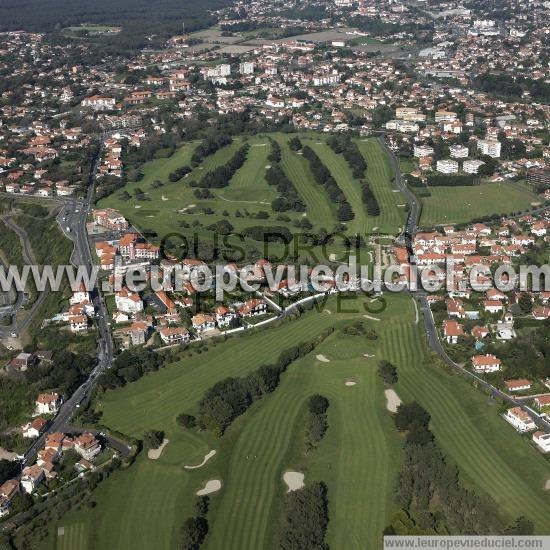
top-left (193, 144), bottom-right (249, 188)
top-left (327, 134), bottom-right (367, 178)
top-left (361, 181), bottom-right (380, 216)
top-left (191, 134), bottom-right (233, 166)
top-left (143, 430), bottom-right (164, 449)
top-left (305, 394), bottom-right (329, 452)
top-left (288, 137), bottom-right (303, 151)
top-left (301, 146), bottom-right (354, 222)
top-left (265, 139), bottom-right (306, 213)
top-left (378, 360), bottom-right (398, 385)
top-left (97, 348), bottom-right (164, 390)
top-left (197, 329), bottom-right (333, 435)
top-left (278, 482), bottom-right (329, 550)
top-left (168, 165), bottom-right (192, 182)
top-left (388, 400), bottom-right (528, 536)
top-left (180, 496), bottom-right (210, 550)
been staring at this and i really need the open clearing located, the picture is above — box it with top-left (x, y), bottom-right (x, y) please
top-left (420, 182), bottom-right (538, 226)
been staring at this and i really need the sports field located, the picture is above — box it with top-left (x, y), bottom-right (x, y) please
top-left (44, 294), bottom-right (550, 549)
top-left (419, 181), bottom-right (540, 227)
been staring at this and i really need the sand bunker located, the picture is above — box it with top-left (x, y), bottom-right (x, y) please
top-left (134, 205), bottom-right (141, 209)
top-left (385, 389), bottom-right (402, 413)
top-left (161, 195), bottom-right (168, 201)
top-left (196, 479), bottom-right (222, 496)
top-left (148, 438), bottom-right (169, 460)
top-left (363, 353), bottom-right (375, 358)
top-left (316, 354), bottom-right (330, 363)
top-left (345, 380), bottom-right (357, 387)
top-left (184, 450), bottom-right (217, 470)
top-left (283, 471), bottom-right (304, 492)
top-left (545, 479), bottom-right (550, 491)
top-left (323, 309), bottom-right (331, 315)
top-left (363, 314), bottom-right (380, 321)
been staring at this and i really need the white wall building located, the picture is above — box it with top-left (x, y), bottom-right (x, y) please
top-left (436, 159), bottom-right (459, 174)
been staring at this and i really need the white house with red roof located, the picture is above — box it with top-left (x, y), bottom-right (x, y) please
top-left (471, 354), bottom-right (501, 373)
top-left (35, 393), bottom-right (62, 415)
top-left (504, 407), bottom-right (536, 433)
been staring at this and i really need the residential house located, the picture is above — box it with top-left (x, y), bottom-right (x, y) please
top-left (504, 407), bottom-right (536, 433)
top-left (35, 393), bottom-right (62, 415)
top-left (471, 354), bottom-right (501, 373)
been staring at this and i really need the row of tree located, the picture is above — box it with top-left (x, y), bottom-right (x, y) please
top-left (193, 144), bottom-right (249, 189)
top-left (302, 146), bottom-right (355, 222)
top-left (305, 394), bottom-right (329, 453)
top-left (361, 181), bottom-right (381, 216)
top-left (265, 139), bottom-right (306, 213)
top-left (327, 135), bottom-right (367, 179)
top-left (180, 496), bottom-right (210, 550)
top-left (168, 165), bottom-right (192, 182)
top-left (278, 482), bottom-right (330, 550)
top-left (387, 401), bottom-right (531, 536)
top-left (197, 329), bottom-right (334, 435)
top-left (191, 133), bottom-right (233, 166)
top-left (426, 174), bottom-right (477, 187)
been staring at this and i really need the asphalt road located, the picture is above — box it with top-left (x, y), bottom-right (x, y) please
top-left (22, 143), bottom-right (116, 466)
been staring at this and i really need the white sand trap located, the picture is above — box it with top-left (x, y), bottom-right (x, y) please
top-left (385, 389), bottom-right (401, 413)
top-left (265, 164), bottom-right (271, 169)
top-left (184, 449), bottom-right (217, 470)
top-left (196, 479), bottom-right (221, 496)
top-left (363, 314), bottom-right (380, 321)
top-left (316, 354), bottom-right (330, 363)
top-left (531, 202), bottom-right (541, 207)
top-left (283, 471), bottom-right (304, 492)
top-left (134, 205), bottom-right (141, 209)
top-left (363, 353), bottom-right (375, 358)
top-left (252, 143), bottom-right (267, 146)
top-left (148, 438), bottom-right (169, 459)
top-left (372, 226), bottom-right (379, 231)
top-left (345, 380), bottom-right (357, 386)
top-left (161, 195), bottom-right (168, 201)
top-left (545, 479), bottom-right (550, 490)
top-left (323, 309), bottom-right (331, 315)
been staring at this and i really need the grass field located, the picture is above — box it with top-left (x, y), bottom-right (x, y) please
top-left (420, 181), bottom-right (540, 227)
top-left (42, 294), bottom-right (550, 549)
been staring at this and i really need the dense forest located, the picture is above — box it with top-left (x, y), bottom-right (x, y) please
top-left (0, 0), bottom-right (229, 51)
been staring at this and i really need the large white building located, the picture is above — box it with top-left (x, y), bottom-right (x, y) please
top-left (504, 407), bottom-right (536, 433)
top-left (414, 145), bottom-right (434, 158)
top-left (463, 159), bottom-right (485, 174)
top-left (239, 62), bottom-right (254, 75)
top-left (477, 139), bottom-right (501, 158)
top-left (115, 287), bottom-right (144, 314)
top-left (449, 145), bottom-right (469, 158)
top-left (436, 159), bottom-right (459, 174)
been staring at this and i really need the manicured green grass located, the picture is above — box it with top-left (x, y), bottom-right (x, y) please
top-left (355, 138), bottom-right (406, 235)
top-left (55, 522), bottom-right (89, 550)
top-left (42, 294), bottom-right (550, 549)
top-left (420, 182), bottom-right (540, 227)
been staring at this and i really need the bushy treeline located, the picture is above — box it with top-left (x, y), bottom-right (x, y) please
top-left (180, 496), bottom-right (210, 550)
top-left (305, 394), bottom-right (329, 452)
top-left (191, 134), bottom-right (233, 166)
top-left (265, 139), bottom-right (306, 213)
top-left (427, 174), bottom-right (477, 187)
top-left (387, 401), bottom-right (527, 536)
top-left (197, 329), bottom-right (334, 435)
top-left (302, 146), bottom-right (354, 222)
top-left (327, 135), bottom-right (367, 179)
top-left (97, 348), bottom-right (164, 390)
top-left (278, 482), bottom-right (330, 550)
top-left (361, 181), bottom-right (380, 216)
top-left (194, 144), bottom-right (249, 188)
top-left (242, 225), bottom-right (293, 243)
